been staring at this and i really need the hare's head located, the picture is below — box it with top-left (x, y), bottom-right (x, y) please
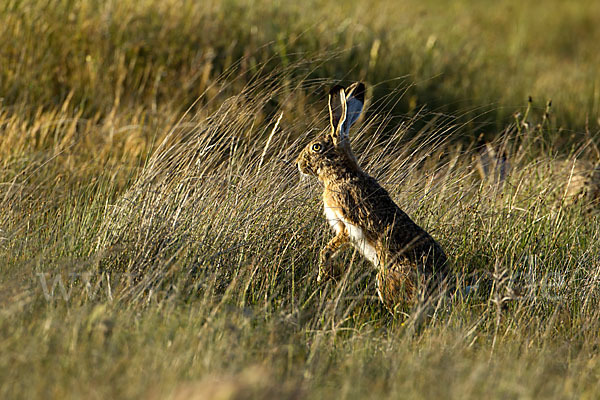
top-left (297, 82), bottom-right (365, 181)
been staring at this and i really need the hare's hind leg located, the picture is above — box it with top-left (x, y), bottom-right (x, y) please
top-left (318, 229), bottom-right (349, 282)
top-left (376, 262), bottom-right (416, 312)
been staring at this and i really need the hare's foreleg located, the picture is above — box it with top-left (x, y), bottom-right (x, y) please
top-left (318, 229), bottom-right (349, 282)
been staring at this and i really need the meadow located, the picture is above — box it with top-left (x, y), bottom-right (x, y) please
top-left (2, 0), bottom-right (600, 398)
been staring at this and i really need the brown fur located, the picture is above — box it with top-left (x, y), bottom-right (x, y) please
top-left (297, 82), bottom-right (448, 311)
top-left (560, 159), bottom-right (600, 208)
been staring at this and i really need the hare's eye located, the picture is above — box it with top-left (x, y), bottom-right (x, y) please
top-left (311, 143), bottom-right (323, 152)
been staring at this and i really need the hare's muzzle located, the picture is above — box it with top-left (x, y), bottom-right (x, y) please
top-left (296, 156), bottom-right (314, 177)
top-left (296, 156), bottom-right (307, 173)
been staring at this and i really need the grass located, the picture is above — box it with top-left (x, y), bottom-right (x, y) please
top-left (2, 0), bottom-right (600, 399)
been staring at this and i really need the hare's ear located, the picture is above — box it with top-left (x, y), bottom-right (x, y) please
top-left (329, 83), bottom-right (365, 146)
top-left (344, 82), bottom-right (365, 130)
top-left (329, 85), bottom-right (347, 145)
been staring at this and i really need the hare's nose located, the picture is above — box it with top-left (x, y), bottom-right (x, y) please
top-left (296, 158), bottom-right (310, 175)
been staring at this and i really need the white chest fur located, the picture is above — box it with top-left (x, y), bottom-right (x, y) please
top-left (323, 202), bottom-right (380, 266)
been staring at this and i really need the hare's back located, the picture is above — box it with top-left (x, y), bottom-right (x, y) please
top-left (372, 193), bottom-right (447, 274)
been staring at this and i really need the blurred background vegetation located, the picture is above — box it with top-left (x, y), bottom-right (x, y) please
top-left (3, 0), bottom-right (600, 136)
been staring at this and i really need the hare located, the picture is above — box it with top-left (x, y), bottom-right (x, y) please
top-left (296, 82), bottom-right (449, 310)
top-left (558, 159), bottom-right (600, 208)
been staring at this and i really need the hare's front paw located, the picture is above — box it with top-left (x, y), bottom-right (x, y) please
top-left (318, 248), bottom-right (335, 283)
top-left (319, 247), bottom-right (333, 265)
top-left (317, 265), bottom-right (332, 284)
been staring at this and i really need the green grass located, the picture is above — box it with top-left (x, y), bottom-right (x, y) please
top-left (2, 0), bottom-right (600, 399)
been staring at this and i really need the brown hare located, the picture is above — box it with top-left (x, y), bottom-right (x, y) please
top-left (559, 159), bottom-right (600, 208)
top-left (297, 82), bottom-right (449, 311)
